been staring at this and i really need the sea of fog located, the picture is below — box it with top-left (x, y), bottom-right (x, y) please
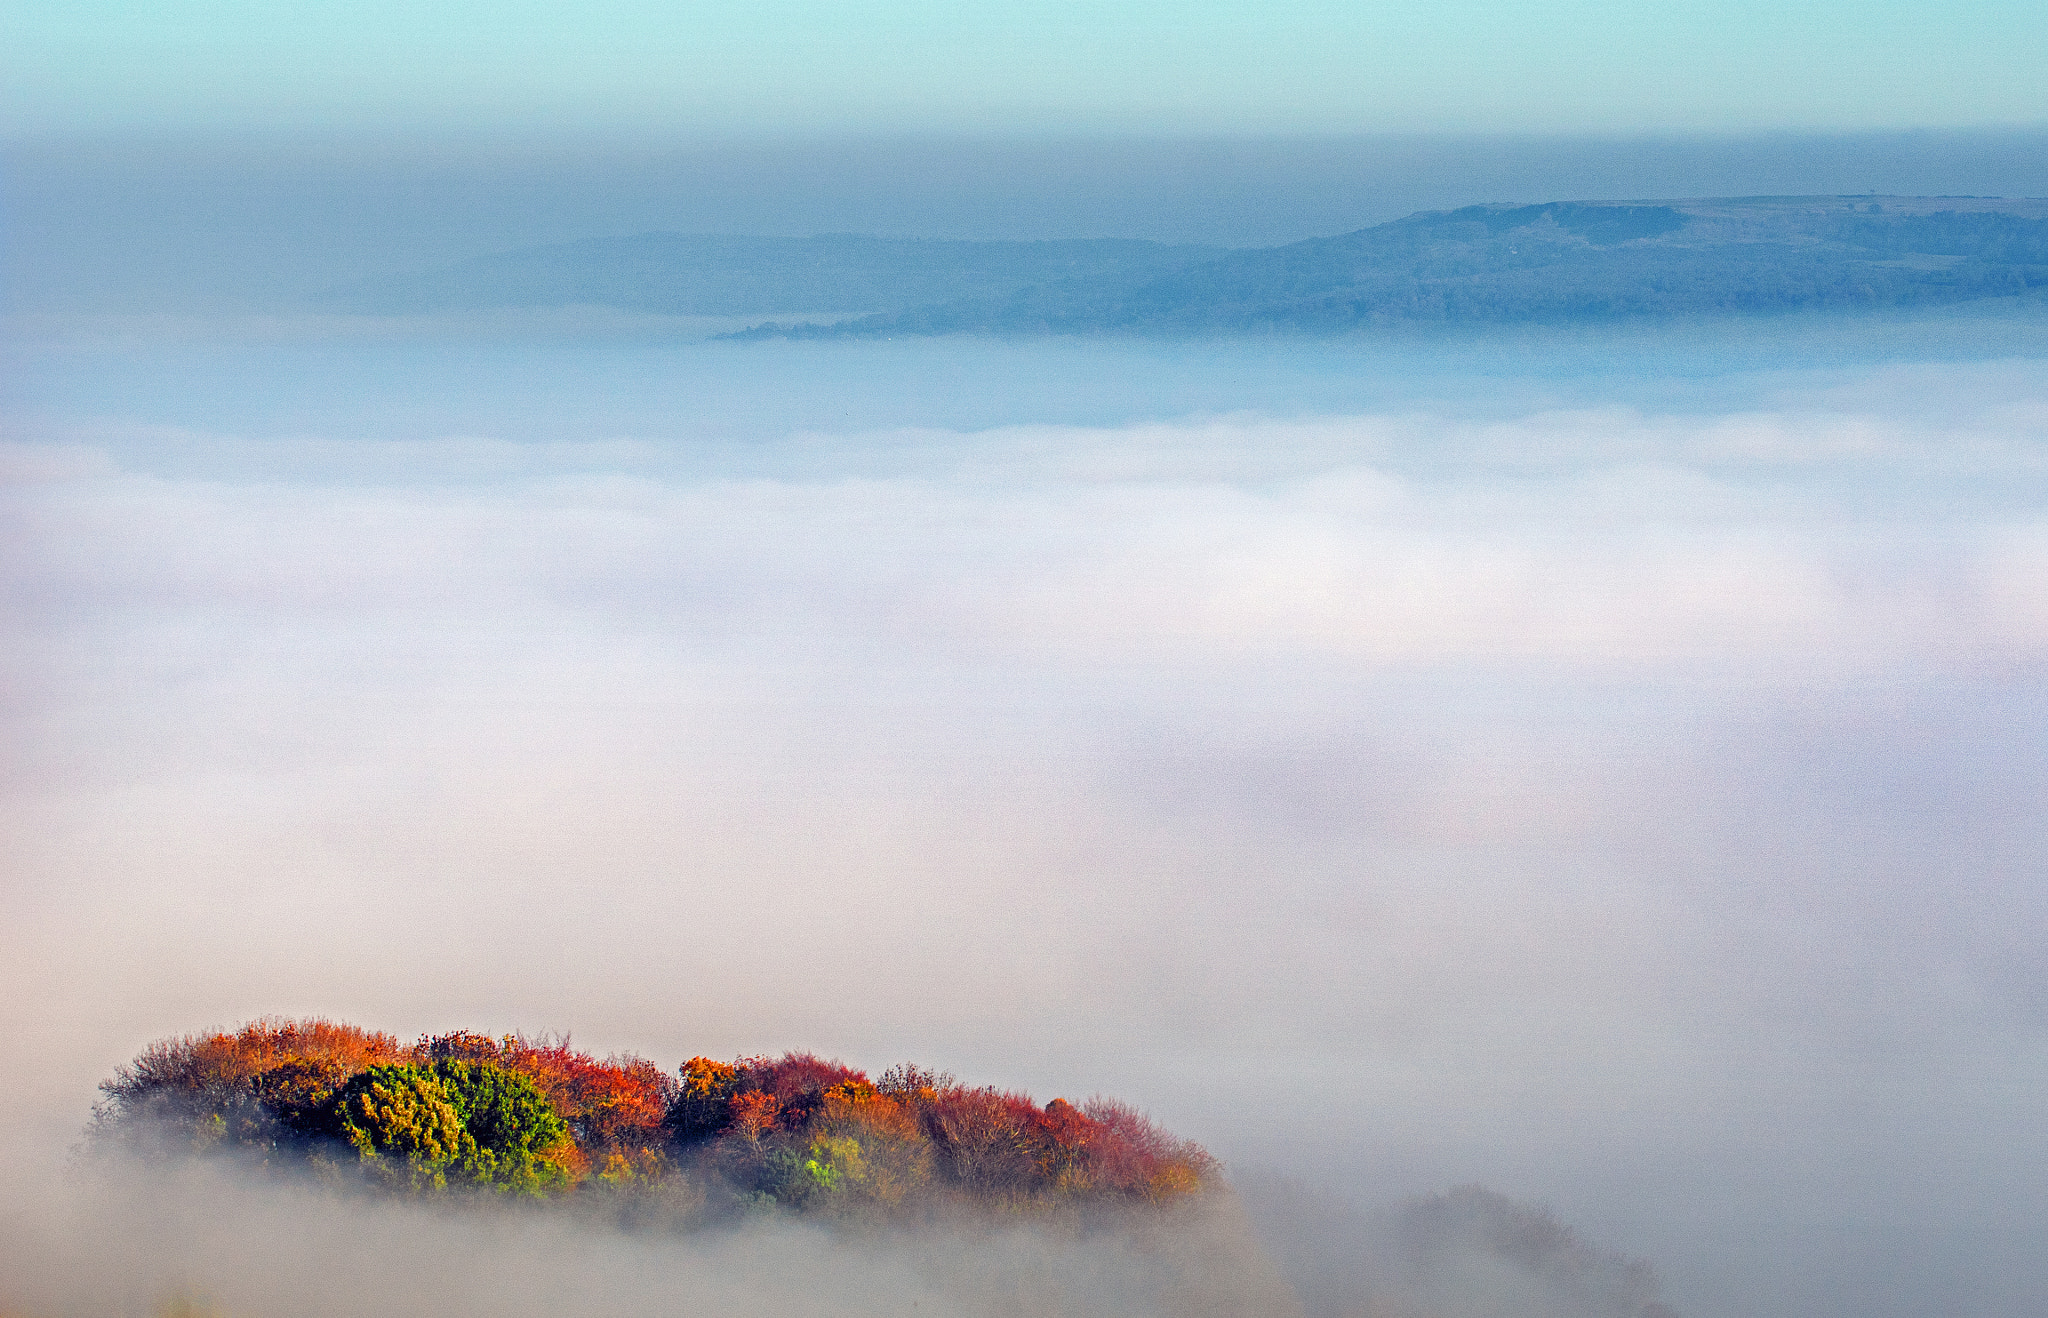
top-left (5, 310), bottom-right (2048, 1318)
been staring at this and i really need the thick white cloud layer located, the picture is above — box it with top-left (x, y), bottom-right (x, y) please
top-left (4, 337), bottom-right (2047, 1318)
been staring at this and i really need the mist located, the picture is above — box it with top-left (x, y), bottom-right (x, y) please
top-left (5, 301), bottom-right (2047, 1318)
top-left (4, 1153), bottom-right (1295, 1318)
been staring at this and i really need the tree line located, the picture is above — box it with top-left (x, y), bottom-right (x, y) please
top-left (90, 1018), bottom-right (1216, 1217)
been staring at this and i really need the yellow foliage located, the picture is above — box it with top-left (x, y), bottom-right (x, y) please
top-left (679, 1057), bottom-right (737, 1098)
top-left (814, 1091), bottom-right (931, 1204)
top-left (1144, 1162), bottom-right (1205, 1201)
top-left (155, 1297), bottom-right (225, 1318)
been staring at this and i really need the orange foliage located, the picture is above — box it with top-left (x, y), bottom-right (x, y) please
top-left (105, 1017), bottom-right (405, 1101)
top-left (561, 1054), bottom-right (674, 1150)
top-left (680, 1057), bottom-right (738, 1094)
top-left (818, 1083), bottom-right (918, 1139)
top-left (670, 1057), bottom-right (741, 1141)
top-left (677, 1050), bottom-right (1216, 1206)
top-left (726, 1091), bottom-right (781, 1145)
top-left (417, 1031), bottom-right (676, 1154)
top-left (97, 1021), bottom-right (1217, 1214)
top-left (248, 1057), bottom-right (353, 1128)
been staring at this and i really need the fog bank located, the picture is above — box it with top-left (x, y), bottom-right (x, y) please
top-left (4, 328), bottom-right (2047, 1317)
top-left (2, 1156), bottom-right (1293, 1318)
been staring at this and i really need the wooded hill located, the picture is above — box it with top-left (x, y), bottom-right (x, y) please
top-left (750, 196), bottom-right (2048, 337)
top-left (89, 1019), bottom-right (1216, 1218)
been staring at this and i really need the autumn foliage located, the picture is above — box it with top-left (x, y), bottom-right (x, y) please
top-left (91, 1018), bottom-right (1216, 1218)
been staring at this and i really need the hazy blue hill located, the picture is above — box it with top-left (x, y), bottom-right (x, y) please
top-left (321, 198), bottom-right (2048, 335)
top-left (740, 196), bottom-right (2048, 338)
top-left (321, 232), bottom-right (1227, 316)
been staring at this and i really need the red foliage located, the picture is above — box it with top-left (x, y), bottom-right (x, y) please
top-left (1078, 1097), bottom-right (1218, 1199)
top-left (566, 1054), bottom-right (677, 1150)
top-left (1031, 1096), bottom-right (1099, 1188)
top-left (734, 1052), bottom-right (869, 1129)
top-left (97, 1020), bottom-right (1217, 1212)
top-left (737, 1052), bottom-right (868, 1102)
top-left (921, 1086), bottom-right (1044, 1190)
top-left (417, 1031), bottom-right (676, 1153)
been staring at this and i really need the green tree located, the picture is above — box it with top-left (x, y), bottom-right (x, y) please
top-left (428, 1059), bottom-right (572, 1195)
top-left (328, 1061), bottom-right (571, 1195)
top-left (761, 1133), bottom-right (867, 1205)
top-left (331, 1065), bottom-right (473, 1191)
top-left (803, 1134), bottom-right (866, 1193)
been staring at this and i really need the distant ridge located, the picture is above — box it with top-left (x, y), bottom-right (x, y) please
top-left (326, 197), bottom-right (2048, 337)
top-left (736, 196), bottom-right (2048, 338)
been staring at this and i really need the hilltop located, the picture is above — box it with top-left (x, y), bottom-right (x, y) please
top-left (745, 196), bottom-right (2048, 337)
top-left (87, 1019), bottom-right (1215, 1222)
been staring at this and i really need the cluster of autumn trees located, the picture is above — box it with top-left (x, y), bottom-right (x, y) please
top-left (91, 1018), bottom-right (1215, 1216)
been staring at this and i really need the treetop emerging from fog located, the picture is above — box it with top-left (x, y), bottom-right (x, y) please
top-left (90, 1019), bottom-right (1217, 1219)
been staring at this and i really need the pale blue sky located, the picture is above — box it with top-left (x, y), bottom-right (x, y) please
top-left (8, 0), bottom-right (2046, 136)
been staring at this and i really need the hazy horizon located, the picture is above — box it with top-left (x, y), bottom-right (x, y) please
top-left (9, 128), bottom-right (2048, 316)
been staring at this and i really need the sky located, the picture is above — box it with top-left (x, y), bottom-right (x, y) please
top-left (7, 0), bottom-right (2048, 136)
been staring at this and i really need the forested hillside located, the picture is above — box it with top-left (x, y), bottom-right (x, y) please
top-left (317, 197), bottom-right (2048, 336)
top-left (89, 1019), bottom-right (1215, 1219)
top-left (749, 196), bottom-right (2048, 337)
